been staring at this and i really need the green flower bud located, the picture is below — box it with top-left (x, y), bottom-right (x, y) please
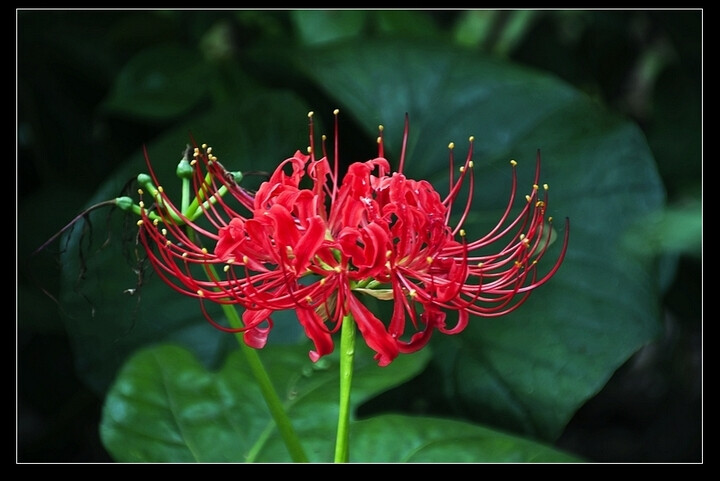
top-left (114, 196), bottom-right (135, 212)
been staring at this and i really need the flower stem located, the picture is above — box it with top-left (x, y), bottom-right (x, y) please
top-left (334, 313), bottom-right (356, 463)
top-left (223, 304), bottom-right (309, 463)
top-left (176, 164), bottom-right (307, 462)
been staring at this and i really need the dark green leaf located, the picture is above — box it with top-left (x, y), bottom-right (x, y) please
top-left (100, 342), bottom-right (431, 462)
top-left (373, 10), bottom-right (444, 38)
top-left (347, 415), bottom-right (580, 462)
top-left (291, 10), bottom-right (367, 45)
top-left (294, 39), bottom-right (666, 440)
top-left (102, 44), bottom-right (211, 120)
top-left (622, 201), bottom-right (702, 259)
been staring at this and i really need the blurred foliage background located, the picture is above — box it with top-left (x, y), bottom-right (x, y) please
top-left (17, 9), bottom-right (701, 462)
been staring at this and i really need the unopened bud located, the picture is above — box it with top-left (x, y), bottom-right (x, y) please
top-left (115, 196), bottom-right (135, 211)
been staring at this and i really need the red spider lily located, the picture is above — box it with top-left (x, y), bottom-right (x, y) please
top-left (136, 111), bottom-right (569, 366)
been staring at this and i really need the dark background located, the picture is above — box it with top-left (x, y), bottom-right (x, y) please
top-left (17, 9), bottom-right (701, 463)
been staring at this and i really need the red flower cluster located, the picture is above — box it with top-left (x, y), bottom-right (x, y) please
top-left (137, 111), bottom-right (569, 366)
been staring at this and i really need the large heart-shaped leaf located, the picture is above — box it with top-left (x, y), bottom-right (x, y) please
top-left (100, 342), bottom-right (430, 462)
top-left (346, 415), bottom-right (579, 462)
top-left (100, 343), bottom-right (578, 462)
top-left (59, 91), bottom-right (313, 394)
top-left (290, 39), bottom-right (666, 441)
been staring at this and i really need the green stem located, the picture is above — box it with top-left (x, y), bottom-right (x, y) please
top-left (334, 313), bottom-right (356, 463)
top-left (180, 177), bottom-right (191, 213)
top-left (223, 304), bottom-right (309, 463)
top-left (177, 175), bottom-right (307, 462)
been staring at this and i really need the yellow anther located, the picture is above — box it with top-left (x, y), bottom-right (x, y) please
top-left (136, 220), bottom-right (143, 226)
top-left (536, 201), bottom-right (545, 208)
top-left (385, 261), bottom-right (392, 269)
top-left (459, 166), bottom-right (465, 173)
top-left (519, 234), bottom-right (525, 240)
top-left (523, 238), bottom-right (531, 246)
top-left (197, 290), bottom-right (204, 297)
top-left (307, 146), bottom-right (312, 154)
top-left (426, 256), bottom-right (433, 264)
top-left (182, 252), bottom-right (188, 258)
top-left (201, 247), bottom-right (208, 254)
top-left (377, 137), bottom-right (382, 144)
top-left (334, 266), bottom-right (342, 273)
top-left (153, 219), bottom-right (160, 226)
top-left (532, 259), bottom-right (538, 265)
top-left (165, 240), bottom-right (171, 246)
top-left (468, 160), bottom-right (474, 168)
top-left (510, 159), bottom-right (517, 166)
top-left (206, 147), bottom-right (212, 154)
top-left (386, 250), bottom-right (392, 257)
top-left (320, 278), bottom-right (327, 285)
top-left (242, 255), bottom-right (250, 264)
top-left (161, 228), bottom-right (167, 236)
top-left (209, 155), bottom-right (217, 161)
top-left (525, 195), bottom-right (532, 202)
top-left (469, 135), bottom-right (475, 142)
top-left (223, 265), bottom-right (230, 272)
top-left (202, 143), bottom-right (207, 149)
top-left (333, 109), bottom-right (339, 115)
top-left (409, 289), bottom-right (417, 298)
top-left (138, 201), bottom-right (145, 208)
top-left (543, 183), bottom-right (549, 190)
top-left (158, 186), bottom-right (164, 193)
top-left (548, 216), bottom-right (554, 223)
top-left (533, 184), bottom-right (538, 190)
top-left (137, 188), bottom-right (144, 195)
top-left (305, 295), bottom-right (313, 303)
top-left (514, 261), bottom-right (523, 268)
top-left (459, 229), bottom-right (466, 237)
top-left (477, 262), bottom-right (483, 268)
top-left (448, 142), bottom-right (455, 149)
top-left (378, 125), bottom-right (384, 131)
top-left (308, 111), bottom-right (314, 118)
top-left (190, 159), bottom-right (197, 166)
